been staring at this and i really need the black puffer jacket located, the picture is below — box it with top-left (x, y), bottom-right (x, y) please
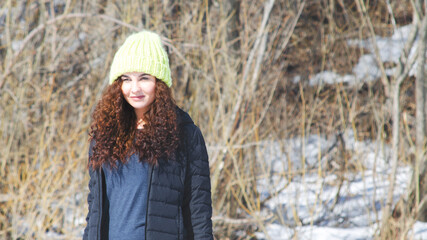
top-left (83, 108), bottom-right (213, 239)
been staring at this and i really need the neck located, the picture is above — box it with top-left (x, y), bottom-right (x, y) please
top-left (135, 108), bottom-right (146, 119)
top-left (136, 118), bottom-right (145, 129)
top-left (134, 109), bottom-right (146, 129)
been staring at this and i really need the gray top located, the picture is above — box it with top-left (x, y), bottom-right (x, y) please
top-left (102, 154), bottom-right (149, 240)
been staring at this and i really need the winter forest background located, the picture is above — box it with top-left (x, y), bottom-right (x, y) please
top-left (1, 0), bottom-right (427, 239)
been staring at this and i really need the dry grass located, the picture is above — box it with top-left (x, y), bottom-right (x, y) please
top-left (0, 0), bottom-right (419, 239)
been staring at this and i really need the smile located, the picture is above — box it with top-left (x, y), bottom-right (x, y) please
top-left (130, 95), bottom-right (145, 100)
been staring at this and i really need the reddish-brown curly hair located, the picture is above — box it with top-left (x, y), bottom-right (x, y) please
top-left (89, 78), bottom-right (179, 170)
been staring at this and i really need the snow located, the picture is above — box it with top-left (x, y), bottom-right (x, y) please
top-left (297, 24), bottom-right (423, 86)
top-left (307, 71), bottom-right (356, 86)
top-left (257, 223), bottom-right (375, 240)
top-left (266, 25), bottom-right (427, 238)
top-left (255, 130), bottom-right (427, 239)
top-left (258, 24), bottom-right (427, 236)
top-left (347, 25), bottom-right (414, 64)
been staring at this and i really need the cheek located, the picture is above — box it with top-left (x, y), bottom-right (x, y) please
top-left (149, 85), bottom-right (156, 94)
top-left (142, 82), bottom-right (156, 95)
top-left (121, 84), bottom-right (129, 95)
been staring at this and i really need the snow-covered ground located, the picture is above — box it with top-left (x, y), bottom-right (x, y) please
top-left (258, 24), bottom-right (427, 239)
top-left (254, 130), bottom-right (427, 239)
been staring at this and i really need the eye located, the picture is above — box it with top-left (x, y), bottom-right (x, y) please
top-left (121, 77), bottom-right (130, 81)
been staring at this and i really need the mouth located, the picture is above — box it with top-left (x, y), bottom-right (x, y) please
top-left (130, 95), bottom-right (145, 100)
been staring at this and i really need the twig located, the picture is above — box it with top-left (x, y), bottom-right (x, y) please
top-left (212, 213), bottom-right (273, 225)
top-left (355, 0), bottom-right (389, 96)
top-left (274, 0), bottom-right (305, 61)
top-left (0, 13), bottom-right (141, 89)
top-left (385, 0), bottom-right (397, 31)
top-left (225, 0), bottom-right (276, 140)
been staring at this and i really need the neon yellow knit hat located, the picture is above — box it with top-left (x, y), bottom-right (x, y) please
top-left (109, 30), bottom-right (172, 87)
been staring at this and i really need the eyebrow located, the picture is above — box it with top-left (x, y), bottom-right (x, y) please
top-left (122, 73), bottom-right (149, 78)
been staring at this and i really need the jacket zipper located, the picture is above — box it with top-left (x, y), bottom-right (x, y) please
top-left (145, 165), bottom-right (154, 238)
top-left (97, 168), bottom-right (103, 240)
top-left (178, 206), bottom-right (181, 240)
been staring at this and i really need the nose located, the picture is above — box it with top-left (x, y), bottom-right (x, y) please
top-left (130, 80), bottom-right (141, 93)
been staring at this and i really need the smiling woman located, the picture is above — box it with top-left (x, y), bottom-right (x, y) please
top-left (120, 72), bottom-right (156, 128)
top-left (83, 31), bottom-right (213, 240)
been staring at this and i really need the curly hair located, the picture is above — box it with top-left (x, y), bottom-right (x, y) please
top-left (89, 78), bottom-right (179, 170)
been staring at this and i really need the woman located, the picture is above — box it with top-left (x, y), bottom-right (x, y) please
top-left (83, 31), bottom-right (213, 240)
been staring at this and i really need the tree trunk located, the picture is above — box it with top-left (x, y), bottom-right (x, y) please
top-left (379, 2), bottom-right (425, 237)
top-left (411, 8), bottom-right (427, 222)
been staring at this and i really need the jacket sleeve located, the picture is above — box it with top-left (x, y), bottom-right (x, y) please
top-left (182, 126), bottom-right (213, 240)
top-left (83, 141), bottom-right (95, 240)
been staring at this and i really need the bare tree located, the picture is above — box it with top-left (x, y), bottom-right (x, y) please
top-left (355, 0), bottom-right (426, 238)
top-left (376, 0), bottom-right (427, 238)
top-left (381, 8), bottom-right (421, 240)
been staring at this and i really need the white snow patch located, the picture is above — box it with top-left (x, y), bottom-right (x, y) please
top-left (255, 129), bottom-right (427, 239)
top-left (294, 24), bottom-right (425, 86)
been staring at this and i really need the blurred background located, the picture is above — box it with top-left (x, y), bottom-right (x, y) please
top-left (1, 0), bottom-right (426, 239)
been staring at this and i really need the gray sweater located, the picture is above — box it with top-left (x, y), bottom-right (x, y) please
top-left (102, 154), bottom-right (149, 239)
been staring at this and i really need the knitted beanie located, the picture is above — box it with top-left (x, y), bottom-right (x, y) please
top-left (109, 30), bottom-right (172, 87)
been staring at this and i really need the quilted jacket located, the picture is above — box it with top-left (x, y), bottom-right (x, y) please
top-left (83, 108), bottom-right (213, 239)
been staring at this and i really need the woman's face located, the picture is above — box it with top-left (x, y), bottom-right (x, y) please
top-left (121, 72), bottom-right (156, 118)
